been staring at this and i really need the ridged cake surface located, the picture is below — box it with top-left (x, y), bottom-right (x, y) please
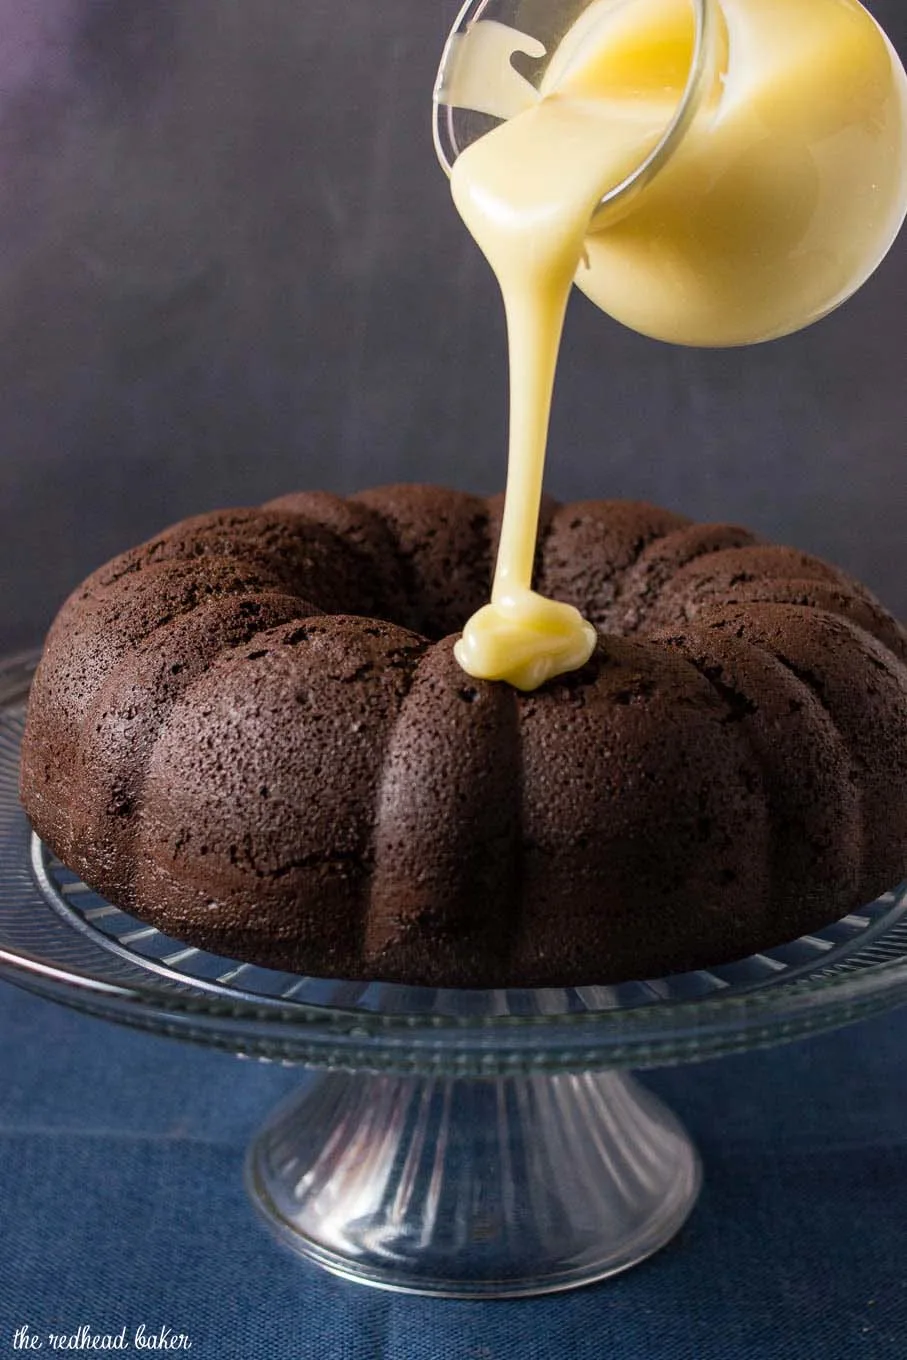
top-left (20, 487), bottom-right (907, 986)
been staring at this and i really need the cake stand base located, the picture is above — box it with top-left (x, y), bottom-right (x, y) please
top-left (245, 1068), bottom-right (701, 1298)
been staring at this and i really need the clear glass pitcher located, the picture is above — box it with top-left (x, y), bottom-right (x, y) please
top-left (434, 0), bottom-right (907, 346)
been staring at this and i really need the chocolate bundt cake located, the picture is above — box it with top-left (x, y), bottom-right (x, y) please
top-left (20, 486), bottom-right (907, 987)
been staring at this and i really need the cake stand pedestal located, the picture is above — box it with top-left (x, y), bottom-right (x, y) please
top-left (246, 1068), bottom-right (699, 1295)
top-left (3, 651), bottom-right (907, 1298)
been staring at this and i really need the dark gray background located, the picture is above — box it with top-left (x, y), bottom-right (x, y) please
top-left (1, 0), bottom-right (905, 655)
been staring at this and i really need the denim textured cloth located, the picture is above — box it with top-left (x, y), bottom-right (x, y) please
top-left (1, 977), bottom-right (905, 1360)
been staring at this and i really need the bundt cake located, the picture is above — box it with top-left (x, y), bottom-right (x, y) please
top-left (19, 485), bottom-right (907, 987)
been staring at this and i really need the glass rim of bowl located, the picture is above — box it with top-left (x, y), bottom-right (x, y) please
top-left (432, 0), bottom-right (715, 229)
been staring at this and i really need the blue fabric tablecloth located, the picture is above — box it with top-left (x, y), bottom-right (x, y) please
top-left (1, 977), bottom-right (905, 1359)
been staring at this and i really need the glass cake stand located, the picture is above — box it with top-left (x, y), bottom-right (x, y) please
top-left (3, 652), bottom-right (907, 1298)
